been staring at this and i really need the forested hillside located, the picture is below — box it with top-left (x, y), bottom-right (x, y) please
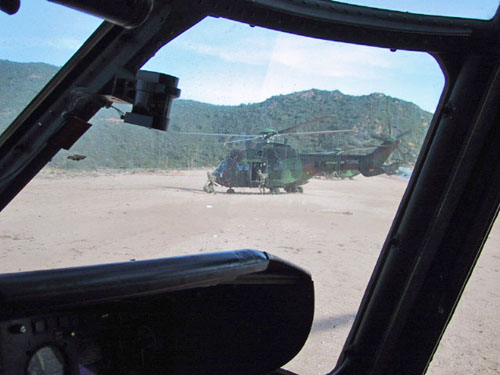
top-left (0, 60), bottom-right (432, 170)
top-left (0, 59), bottom-right (58, 129)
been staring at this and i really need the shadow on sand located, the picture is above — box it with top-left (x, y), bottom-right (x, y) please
top-left (161, 186), bottom-right (300, 196)
top-left (160, 186), bottom-right (207, 194)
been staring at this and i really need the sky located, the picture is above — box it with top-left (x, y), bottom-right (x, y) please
top-left (0, 1), bottom-right (498, 113)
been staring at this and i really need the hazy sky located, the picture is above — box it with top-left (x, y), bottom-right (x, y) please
top-left (1, 1), bottom-right (498, 112)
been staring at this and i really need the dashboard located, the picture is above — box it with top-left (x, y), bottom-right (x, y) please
top-left (0, 250), bottom-right (314, 375)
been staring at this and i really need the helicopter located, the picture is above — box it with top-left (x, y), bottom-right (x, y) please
top-left (213, 136), bottom-right (400, 194)
top-left (0, 1), bottom-right (498, 375)
top-left (178, 117), bottom-right (402, 194)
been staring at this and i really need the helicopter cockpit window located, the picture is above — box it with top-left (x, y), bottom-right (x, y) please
top-left (0, 3), bottom-right (100, 136)
top-left (1, 7), bottom-right (498, 375)
top-left (340, 0), bottom-right (499, 20)
top-left (427, 217), bottom-right (499, 375)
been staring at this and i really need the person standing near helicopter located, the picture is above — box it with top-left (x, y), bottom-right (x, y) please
top-left (204, 171), bottom-right (218, 194)
top-left (256, 168), bottom-right (267, 194)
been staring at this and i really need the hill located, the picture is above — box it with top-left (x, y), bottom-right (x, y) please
top-left (0, 60), bottom-right (432, 170)
top-left (0, 59), bottom-right (59, 128)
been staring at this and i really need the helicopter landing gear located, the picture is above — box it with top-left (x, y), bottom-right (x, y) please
top-left (284, 185), bottom-right (303, 193)
top-left (227, 188), bottom-right (235, 194)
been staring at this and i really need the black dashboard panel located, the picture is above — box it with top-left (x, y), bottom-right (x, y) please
top-left (0, 250), bottom-right (314, 374)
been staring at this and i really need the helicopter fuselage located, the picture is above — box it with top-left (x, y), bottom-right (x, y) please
top-left (212, 139), bottom-right (400, 192)
top-left (213, 143), bottom-right (300, 190)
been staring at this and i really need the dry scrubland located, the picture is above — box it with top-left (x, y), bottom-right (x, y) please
top-left (0, 169), bottom-right (498, 374)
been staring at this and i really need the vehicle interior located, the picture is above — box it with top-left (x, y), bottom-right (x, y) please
top-left (0, 0), bottom-right (499, 374)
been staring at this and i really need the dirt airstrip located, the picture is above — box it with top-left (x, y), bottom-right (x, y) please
top-left (0, 169), bottom-right (498, 374)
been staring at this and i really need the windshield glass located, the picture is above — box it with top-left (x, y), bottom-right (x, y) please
top-left (427, 218), bottom-right (499, 375)
top-left (340, 0), bottom-right (499, 20)
top-left (0, 6), bottom-right (497, 375)
top-left (0, 2), bottom-right (100, 132)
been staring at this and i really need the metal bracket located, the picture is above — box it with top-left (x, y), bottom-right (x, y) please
top-left (106, 70), bottom-right (181, 131)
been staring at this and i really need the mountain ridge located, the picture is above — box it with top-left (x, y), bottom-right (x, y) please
top-left (0, 59), bottom-right (432, 170)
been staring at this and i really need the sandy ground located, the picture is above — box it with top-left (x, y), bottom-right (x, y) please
top-left (0, 169), bottom-right (498, 374)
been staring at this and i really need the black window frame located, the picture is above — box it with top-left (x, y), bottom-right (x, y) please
top-left (0, 2), bottom-right (499, 374)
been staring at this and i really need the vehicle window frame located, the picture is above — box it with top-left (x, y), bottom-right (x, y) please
top-left (0, 2), bottom-right (499, 375)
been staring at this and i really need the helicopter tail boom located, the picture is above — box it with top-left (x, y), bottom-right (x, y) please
top-left (300, 138), bottom-right (400, 178)
top-left (358, 138), bottom-right (401, 176)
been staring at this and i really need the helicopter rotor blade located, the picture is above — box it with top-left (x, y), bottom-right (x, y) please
top-left (277, 115), bottom-right (339, 135)
top-left (344, 146), bottom-right (382, 152)
top-left (171, 131), bottom-right (259, 138)
top-left (279, 129), bottom-right (354, 136)
top-left (360, 143), bottom-right (394, 148)
top-left (397, 129), bottom-right (412, 139)
top-left (223, 136), bottom-right (262, 145)
top-left (371, 128), bottom-right (411, 142)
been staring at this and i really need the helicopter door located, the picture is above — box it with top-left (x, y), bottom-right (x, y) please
top-left (251, 163), bottom-right (265, 181)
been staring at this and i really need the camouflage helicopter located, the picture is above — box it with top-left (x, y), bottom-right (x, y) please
top-left (177, 116), bottom-right (402, 194)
